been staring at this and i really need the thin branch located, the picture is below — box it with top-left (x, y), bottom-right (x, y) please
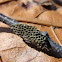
top-left (50, 26), bottom-right (62, 46)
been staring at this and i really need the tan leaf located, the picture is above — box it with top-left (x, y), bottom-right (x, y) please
top-left (0, 0), bottom-right (45, 20)
top-left (57, 7), bottom-right (62, 15)
top-left (38, 11), bottom-right (62, 27)
top-left (0, 0), bottom-right (12, 3)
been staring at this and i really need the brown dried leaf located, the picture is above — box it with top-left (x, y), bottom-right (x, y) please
top-left (54, 28), bottom-right (62, 44)
top-left (57, 7), bottom-right (62, 15)
top-left (0, 1), bottom-right (62, 27)
top-left (0, 0), bottom-right (12, 3)
top-left (38, 11), bottom-right (62, 27)
top-left (0, 0), bottom-right (45, 20)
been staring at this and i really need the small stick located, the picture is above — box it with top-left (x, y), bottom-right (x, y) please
top-left (0, 14), bottom-right (62, 58)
